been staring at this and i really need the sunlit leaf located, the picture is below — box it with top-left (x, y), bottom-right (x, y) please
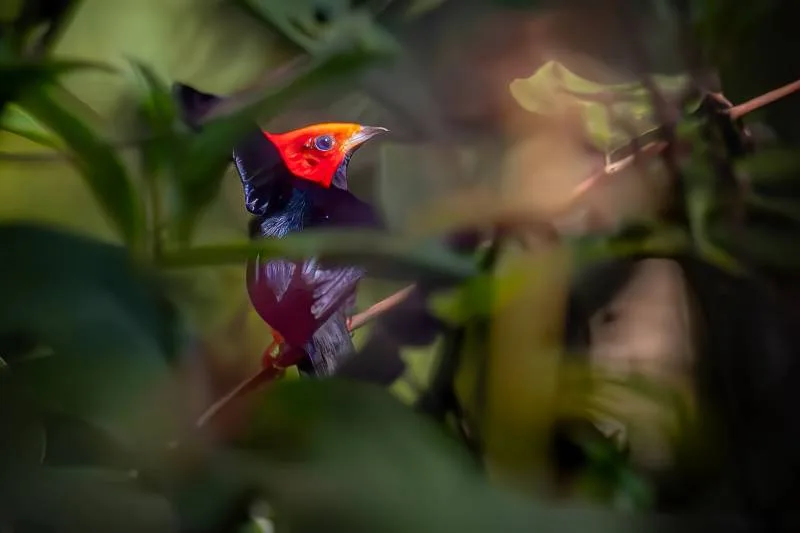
top-left (509, 61), bottom-right (699, 154)
top-left (428, 268), bottom-right (529, 325)
top-left (18, 86), bottom-right (146, 248)
top-left (0, 102), bottom-right (62, 148)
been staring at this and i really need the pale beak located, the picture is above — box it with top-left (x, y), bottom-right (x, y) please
top-left (344, 125), bottom-right (389, 152)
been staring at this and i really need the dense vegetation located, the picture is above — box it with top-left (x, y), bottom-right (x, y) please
top-left (2, 0), bottom-right (800, 532)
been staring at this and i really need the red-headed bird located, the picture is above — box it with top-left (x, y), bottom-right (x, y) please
top-left (174, 83), bottom-right (387, 377)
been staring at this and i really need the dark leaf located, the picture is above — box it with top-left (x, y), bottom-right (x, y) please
top-left (0, 223), bottom-right (181, 443)
top-left (237, 0), bottom-right (400, 55)
top-left (1, 467), bottom-right (178, 533)
top-left (18, 86), bottom-right (145, 248)
top-left (229, 379), bottom-right (742, 533)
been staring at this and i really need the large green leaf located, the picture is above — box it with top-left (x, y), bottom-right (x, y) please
top-left (223, 379), bottom-right (737, 533)
top-left (18, 86), bottom-right (146, 249)
top-left (172, 47), bottom-right (388, 242)
top-left (0, 50), bottom-right (111, 112)
top-left (0, 223), bottom-right (181, 444)
top-left (159, 229), bottom-right (477, 282)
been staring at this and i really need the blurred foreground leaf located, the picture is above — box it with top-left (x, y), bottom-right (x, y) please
top-left (2, 467), bottom-right (178, 533)
top-left (228, 379), bottom-right (737, 532)
top-left (0, 103), bottom-right (63, 148)
top-left (509, 61), bottom-right (699, 154)
top-left (237, 0), bottom-right (400, 55)
top-left (160, 229), bottom-right (477, 282)
top-left (0, 223), bottom-right (180, 443)
top-left (18, 84), bottom-right (145, 248)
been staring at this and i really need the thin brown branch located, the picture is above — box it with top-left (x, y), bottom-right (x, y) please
top-left (729, 78), bottom-right (800, 120)
top-left (196, 365), bottom-right (281, 428)
top-left (348, 285), bottom-right (415, 330)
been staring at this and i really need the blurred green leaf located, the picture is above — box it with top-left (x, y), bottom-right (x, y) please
top-left (428, 268), bottom-right (528, 325)
top-left (0, 223), bottom-right (180, 443)
top-left (173, 48), bottom-right (386, 241)
top-left (18, 86), bottom-right (146, 248)
top-left (406, 0), bottom-right (450, 17)
top-left (509, 61), bottom-right (699, 154)
top-left (0, 52), bottom-right (113, 112)
top-left (131, 60), bottom-right (179, 183)
top-left (1, 467), bottom-right (178, 533)
top-left (160, 229), bottom-right (477, 282)
top-left (238, 0), bottom-right (400, 55)
top-left (570, 224), bottom-right (691, 268)
top-left (736, 148), bottom-right (800, 191)
top-left (229, 379), bottom-right (725, 533)
top-left (0, 102), bottom-right (63, 148)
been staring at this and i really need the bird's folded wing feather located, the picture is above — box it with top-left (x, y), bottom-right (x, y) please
top-left (304, 261), bottom-right (365, 321)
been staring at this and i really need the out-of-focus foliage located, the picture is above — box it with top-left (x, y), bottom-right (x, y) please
top-left (509, 60), bottom-right (699, 154)
top-left (2, 0), bottom-right (800, 532)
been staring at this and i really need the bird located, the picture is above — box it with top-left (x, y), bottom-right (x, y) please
top-left (173, 83), bottom-right (388, 378)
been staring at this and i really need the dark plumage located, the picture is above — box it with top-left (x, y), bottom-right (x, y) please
top-left (173, 83), bottom-right (386, 376)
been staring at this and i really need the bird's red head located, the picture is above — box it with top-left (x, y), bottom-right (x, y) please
top-left (264, 123), bottom-right (388, 188)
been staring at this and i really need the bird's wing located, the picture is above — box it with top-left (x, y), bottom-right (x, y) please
top-left (232, 126), bottom-right (294, 216)
top-left (305, 311), bottom-right (356, 376)
top-left (172, 82), bottom-right (292, 217)
top-left (304, 260), bottom-right (365, 322)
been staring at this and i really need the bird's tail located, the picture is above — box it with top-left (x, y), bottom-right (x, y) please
top-left (172, 83), bottom-right (222, 130)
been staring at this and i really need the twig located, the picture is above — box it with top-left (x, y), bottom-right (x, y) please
top-left (729, 78), bottom-right (800, 120)
top-left (196, 363), bottom-right (282, 427)
top-left (348, 285), bottom-right (414, 330)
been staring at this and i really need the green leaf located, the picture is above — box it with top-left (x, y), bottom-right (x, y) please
top-left (736, 148), bottom-right (800, 192)
top-left (509, 61), bottom-right (699, 154)
top-left (1, 467), bottom-right (178, 533)
top-left (229, 379), bottom-right (728, 533)
top-left (130, 61), bottom-right (179, 182)
top-left (0, 223), bottom-right (180, 443)
top-left (238, 1), bottom-right (400, 55)
top-left (570, 224), bottom-right (691, 268)
top-left (428, 268), bottom-right (529, 325)
top-left (18, 86), bottom-right (146, 249)
top-left (0, 52), bottom-right (113, 111)
top-left (0, 102), bottom-right (62, 148)
top-left (173, 48), bottom-right (386, 242)
top-left (159, 229), bottom-right (477, 282)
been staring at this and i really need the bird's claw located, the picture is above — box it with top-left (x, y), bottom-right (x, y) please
top-left (261, 330), bottom-right (286, 369)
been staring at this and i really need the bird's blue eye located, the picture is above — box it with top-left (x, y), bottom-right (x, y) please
top-left (313, 135), bottom-right (334, 151)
